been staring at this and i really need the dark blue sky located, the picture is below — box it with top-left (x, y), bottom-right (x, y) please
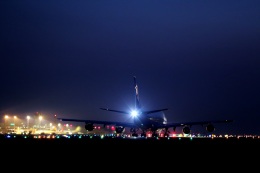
top-left (1, 0), bottom-right (260, 135)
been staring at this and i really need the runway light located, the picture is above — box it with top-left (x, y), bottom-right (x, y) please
top-left (6, 135), bottom-right (11, 138)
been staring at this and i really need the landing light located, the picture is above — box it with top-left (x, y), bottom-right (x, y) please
top-left (130, 110), bottom-right (139, 117)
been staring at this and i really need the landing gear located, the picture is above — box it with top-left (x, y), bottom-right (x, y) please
top-left (151, 127), bottom-right (158, 137)
top-left (130, 128), bottom-right (139, 137)
top-left (132, 133), bottom-right (138, 137)
top-left (163, 128), bottom-right (170, 137)
top-left (141, 132), bottom-right (146, 137)
top-left (152, 132), bottom-right (158, 137)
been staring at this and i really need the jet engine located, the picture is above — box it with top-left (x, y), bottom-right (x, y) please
top-left (182, 126), bottom-right (191, 134)
top-left (115, 126), bottom-right (125, 133)
top-left (85, 123), bottom-right (95, 131)
top-left (206, 124), bottom-right (215, 132)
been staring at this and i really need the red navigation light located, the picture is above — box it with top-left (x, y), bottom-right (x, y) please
top-left (111, 126), bottom-right (115, 131)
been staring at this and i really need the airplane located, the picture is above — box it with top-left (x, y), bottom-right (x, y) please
top-left (57, 76), bottom-right (233, 137)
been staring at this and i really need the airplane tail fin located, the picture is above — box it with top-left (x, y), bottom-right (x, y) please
top-left (133, 76), bottom-right (141, 110)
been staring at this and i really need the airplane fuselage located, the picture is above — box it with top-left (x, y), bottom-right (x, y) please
top-left (133, 112), bottom-right (167, 132)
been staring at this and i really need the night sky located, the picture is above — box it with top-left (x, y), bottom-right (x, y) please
top-left (1, 1), bottom-right (260, 135)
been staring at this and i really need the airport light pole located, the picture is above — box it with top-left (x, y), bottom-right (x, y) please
top-left (39, 116), bottom-right (42, 129)
top-left (4, 115), bottom-right (9, 132)
top-left (27, 116), bottom-right (30, 128)
top-left (13, 116), bottom-right (17, 131)
top-left (58, 123), bottom-right (61, 132)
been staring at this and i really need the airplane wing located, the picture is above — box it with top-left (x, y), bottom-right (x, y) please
top-left (157, 119), bottom-right (233, 129)
top-left (143, 108), bottom-right (168, 114)
top-left (58, 117), bottom-right (232, 129)
top-left (100, 108), bottom-right (169, 115)
top-left (100, 108), bottom-right (129, 114)
top-left (57, 118), bottom-right (137, 128)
